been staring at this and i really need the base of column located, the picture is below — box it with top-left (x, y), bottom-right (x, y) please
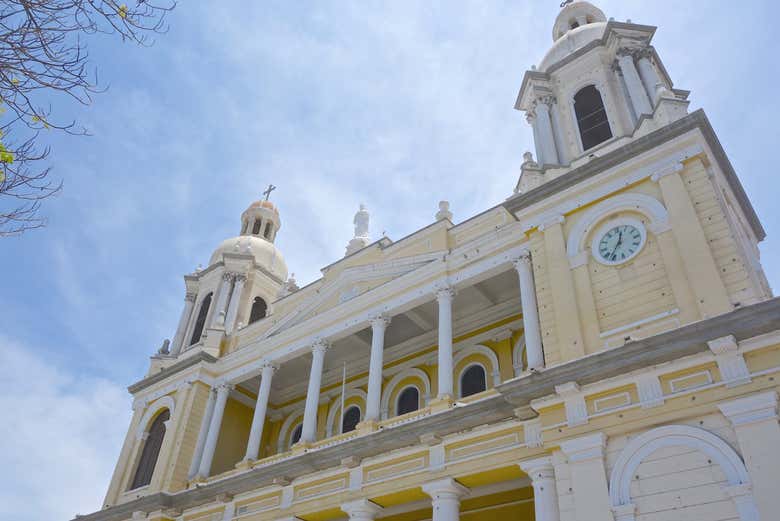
top-left (356, 419), bottom-right (380, 434)
top-left (291, 441), bottom-right (312, 454)
top-left (188, 475), bottom-right (208, 487)
top-left (429, 395), bottom-right (454, 413)
top-left (235, 459), bottom-right (253, 471)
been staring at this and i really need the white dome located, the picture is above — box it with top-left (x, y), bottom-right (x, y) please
top-left (209, 235), bottom-right (288, 282)
top-left (539, 21), bottom-right (607, 71)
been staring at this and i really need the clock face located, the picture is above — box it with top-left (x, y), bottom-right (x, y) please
top-left (596, 223), bottom-right (644, 264)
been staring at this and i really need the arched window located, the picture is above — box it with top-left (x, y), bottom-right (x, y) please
top-left (263, 222), bottom-right (273, 239)
top-left (460, 365), bottom-right (487, 398)
top-left (341, 406), bottom-right (361, 434)
top-left (397, 386), bottom-right (420, 416)
top-left (290, 424), bottom-right (303, 447)
top-left (249, 297), bottom-right (267, 324)
top-left (574, 85), bottom-right (612, 150)
top-left (252, 219), bottom-right (262, 235)
top-left (130, 409), bottom-right (170, 490)
top-left (189, 293), bottom-right (212, 346)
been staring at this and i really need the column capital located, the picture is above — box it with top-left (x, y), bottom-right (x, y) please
top-left (369, 315), bottom-right (392, 330)
top-left (718, 391), bottom-right (778, 427)
top-left (260, 359), bottom-right (279, 374)
top-left (340, 499), bottom-right (383, 520)
top-left (215, 381), bottom-right (235, 394)
top-left (222, 271), bottom-right (236, 282)
top-left (650, 161), bottom-right (684, 182)
top-left (185, 292), bottom-right (197, 302)
top-left (512, 251), bottom-right (532, 270)
top-left (518, 455), bottom-right (555, 481)
top-left (311, 339), bottom-right (330, 355)
top-left (559, 432), bottom-right (606, 463)
top-left (536, 95), bottom-right (557, 108)
top-left (435, 286), bottom-right (455, 303)
top-left (538, 214), bottom-right (565, 231)
top-left (616, 47), bottom-right (641, 60)
top-left (234, 273), bottom-right (247, 283)
top-left (422, 477), bottom-right (469, 500)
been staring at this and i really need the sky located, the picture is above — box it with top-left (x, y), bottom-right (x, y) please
top-left (0, 2), bottom-right (778, 520)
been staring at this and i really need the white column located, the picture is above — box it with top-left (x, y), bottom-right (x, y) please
top-left (718, 391), bottom-right (780, 520)
top-left (436, 288), bottom-right (455, 400)
top-left (211, 272), bottom-right (234, 327)
top-left (513, 253), bottom-right (544, 371)
top-left (422, 477), bottom-right (469, 521)
top-left (301, 340), bottom-right (329, 444)
top-left (535, 98), bottom-right (559, 165)
top-left (197, 382), bottom-right (233, 478)
top-left (243, 361), bottom-right (277, 462)
top-left (171, 292), bottom-right (197, 356)
top-left (341, 499), bottom-right (383, 521)
top-left (617, 51), bottom-right (652, 117)
top-left (224, 274), bottom-right (246, 335)
top-left (635, 50), bottom-right (661, 105)
top-left (559, 433), bottom-right (612, 521)
top-left (365, 316), bottom-right (390, 422)
top-left (519, 456), bottom-right (561, 521)
top-left (188, 387), bottom-right (217, 479)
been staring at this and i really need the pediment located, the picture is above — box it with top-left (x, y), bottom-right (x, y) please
top-left (265, 251), bottom-right (444, 337)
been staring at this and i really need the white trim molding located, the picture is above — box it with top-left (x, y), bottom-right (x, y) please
top-left (325, 389), bottom-right (368, 437)
top-left (135, 395), bottom-right (176, 440)
top-left (380, 368), bottom-right (431, 419)
top-left (609, 425), bottom-right (758, 521)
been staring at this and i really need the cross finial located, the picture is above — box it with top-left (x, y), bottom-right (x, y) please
top-left (560, 0), bottom-right (574, 7)
top-left (262, 184), bottom-right (276, 201)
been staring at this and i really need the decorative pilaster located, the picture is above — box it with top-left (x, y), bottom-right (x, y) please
top-left (365, 316), bottom-right (391, 423)
top-left (422, 477), bottom-right (469, 521)
top-left (196, 382), bottom-right (233, 479)
top-left (340, 499), bottom-right (383, 521)
top-left (242, 360), bottom-right (278, 463)
top-left (171, 292), bottom-right (197, 356)
top-left (718, 391), bottom-right (780, 520)
top-left (519, 456), bottom-right (561, 521)
top-left (616, 49), bottom-right (652, 117)
top-left (300, 340), bottom-right (329, 444)
top-left (224, 274), bottom-right (246, 335)
top-left (559, 433), bottom-right (612, 521)
top-left (708, 335), bottom-right (751, 387)
top-left (435, 288), bottom-right (455, 400)
top-left (513, 252), bottom-right (544, 371)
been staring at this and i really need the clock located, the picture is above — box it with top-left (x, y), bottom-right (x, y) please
top-left (591, 218), bottom-right (646, 265)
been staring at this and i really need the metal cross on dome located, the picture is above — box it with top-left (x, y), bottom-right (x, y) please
top-left (262, 184), bottom-right (276, 201)
top-left (560, 0), bottom-right (574, 7)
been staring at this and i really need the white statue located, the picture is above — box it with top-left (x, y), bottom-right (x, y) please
top-left (353, 204), bottom-right (370, 239)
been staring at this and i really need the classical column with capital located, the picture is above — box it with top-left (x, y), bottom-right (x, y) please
top-left (211, 272), bottom-right (234, 328)
top-left (365, 316), bottom-right (391, 423)
top-left (197, 382), bottom-right (233, 479)
top-left (422, 477), bottom-right (469, 521)
top-left (224, 274), bottom-right (246, 334)
top-left (171, 292), bottom-right (197, 356)
top-left (341, 499), bottom-right (383, 521)
top-left (436, 288), bottom-right (455, 400)
top-left (635, 48), bottom-right (662, 105)
top-left (300, 340), bottom-right (329, 444)
top-left (519, 456), bottom-right (561, 521)
top-left (513, 252), bottom-right (544, 371)
top-left (242, 361), bottom-right (277, 463)
top-left (617, 50), bottom-right (652, 117)
top-left (188, 387), bottom-right (217, 480)
top-left (532, 97), bottom-right (560, 165)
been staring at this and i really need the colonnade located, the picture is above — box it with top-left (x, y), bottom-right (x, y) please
top-left (187, 253), bottom-right (544, 480)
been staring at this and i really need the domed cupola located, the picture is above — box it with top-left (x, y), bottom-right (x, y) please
top-left (552, 1), bottom-right (607, 41)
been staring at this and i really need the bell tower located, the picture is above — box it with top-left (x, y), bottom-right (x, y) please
top-left (514, 1), bottom-right (691, 193)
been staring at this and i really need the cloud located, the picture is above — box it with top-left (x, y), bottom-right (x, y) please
top-left (0, 335), bottom-right (130, 521)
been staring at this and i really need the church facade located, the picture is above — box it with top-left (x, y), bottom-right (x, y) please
top-left (78, 3), bottom-right (780, 521)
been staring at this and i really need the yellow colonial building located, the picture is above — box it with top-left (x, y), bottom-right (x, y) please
top-left (79, 3), bottom-right (780, 521)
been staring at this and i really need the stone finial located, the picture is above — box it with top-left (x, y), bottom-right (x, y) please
top-left (435, 201), bottom-right (453, 222)
top-left (345, 204), bottom-right (371, 256)
top-left (157, 339), bottom-right (170, 355)
top-left (277, 273), bottom-right (299, 298)
top-left (523, 151), bottom-right (535, 164)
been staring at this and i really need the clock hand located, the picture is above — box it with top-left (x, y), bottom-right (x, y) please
top-left (610, 230), bottom-right (624, 259)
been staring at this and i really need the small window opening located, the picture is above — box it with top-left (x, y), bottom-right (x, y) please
top-left (263, 222), bottom-right (273, 239)
top-left (130, 409), bottom-right (170, 490)
top-left (341, 406), bottom-right (361, 434)
top-left (570, 20), bottom-right (580, 29)
top-left (249, 297), bottom-right (267, 324)
top-left (290, 424), bottom-right (303, 447)
top-left (252, 219), bottom-right (262, 235)
top-left (574, 85), bottom-right (613, 150)
top-left (460, 365), bottom-right (487, 398)
top-left (189, 293), bottom-right (212, 346)
top-left (397, 387), bottom-right (420, 416)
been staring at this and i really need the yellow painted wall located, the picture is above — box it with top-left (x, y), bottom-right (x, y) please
top-left (211, 397), bottom-right (253, 475)
top-left (529, 232), bottom-right (561, 365)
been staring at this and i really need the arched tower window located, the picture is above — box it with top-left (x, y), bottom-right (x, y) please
top-left (574, 85), bottom-right (612, 150)
top-left (189, 293), bottom-right (212, 346)
top-left (460, 365), bottom-right (487, 398)
top-left (341, 406), bottom-right (361, 434)
top-left (263, 222), bottom-right (273, 239)
top-left (249, 297), bottom-right (267, 324)
top-left (397, 386), bottom-right (420, 416)
top-left (252, 219), bottom-right (262, 235)
top-left (290, 424), bottom-right (303, 447)
top-left (130, 409), bottom-right (170, 490)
